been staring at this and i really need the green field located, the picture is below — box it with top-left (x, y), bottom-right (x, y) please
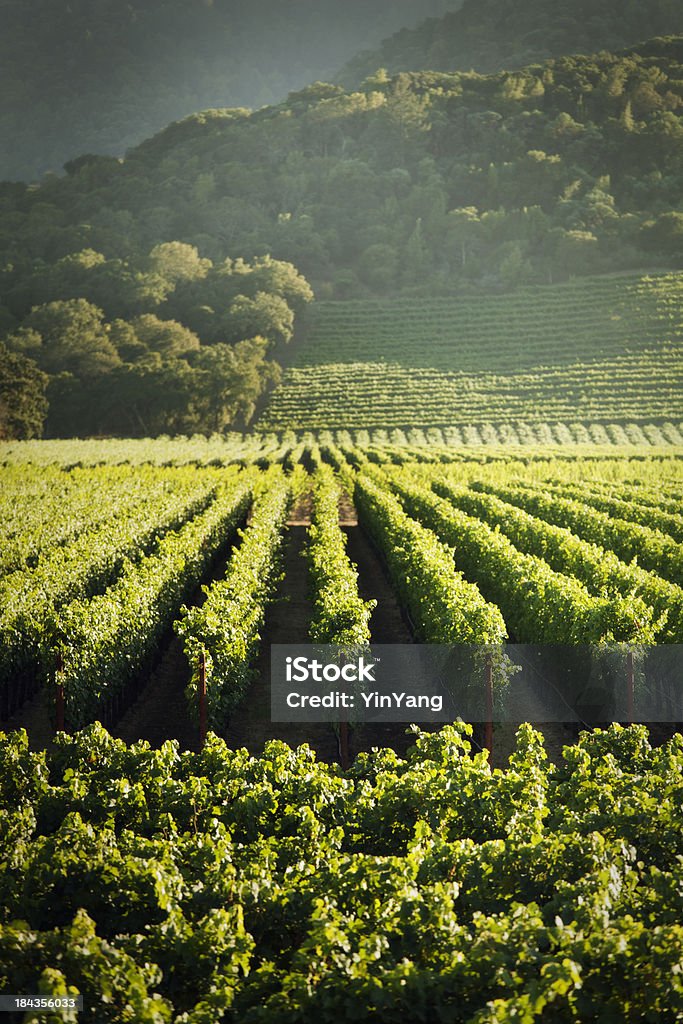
top-left (257, 272), bottom-right (683, 430)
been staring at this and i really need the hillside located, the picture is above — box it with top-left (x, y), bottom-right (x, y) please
top-left (338, 0), bottom-right (683, 86)
top-left (2, 37), bottom-right (682, 303)
top-left (0, 0), bottom-right (458, 182)
top-left (257, 272), bottom-right (683, 431)
top-left (2, 36), bottom-right (683, 439)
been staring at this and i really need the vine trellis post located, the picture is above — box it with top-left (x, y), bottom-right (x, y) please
top-left (198, 650), bottom-right (207, 750)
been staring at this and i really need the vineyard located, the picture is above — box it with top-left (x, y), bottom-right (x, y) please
top-left (2, 447), bottom-right (682, 741)
top-left (2, 722), bottom-right (683, 1022)
top-left (1, 443), bottom-right (683, 1020)
top-left (257, 272), bottom-right (683, 430)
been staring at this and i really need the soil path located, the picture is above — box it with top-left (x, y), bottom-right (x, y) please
top-left (0, 685), bottom-right (53, 751)
top-left (345, 517), bottom-right (571, 767)
top-left (113, 635), bottom-right (197, 750)
top-left (112, 538), bottom-right (245, 751)
top-left (342, 524), bottom-right (426, 760)
top-left (223, 524), bottom-right (339, 761)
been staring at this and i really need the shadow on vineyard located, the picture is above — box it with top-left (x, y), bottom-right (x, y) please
top-left (223, 525), bottom-right (340, 761)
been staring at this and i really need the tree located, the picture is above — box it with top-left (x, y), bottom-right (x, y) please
top-left (147, 242), bottom-right (211, 287)
top-left (192, 338), bottom-right (281, 430)
top-left (129, 314), bottom-right (201, 358)
top-left (552, 228), bottom-right (601, 277)
top-left (446, 207), bottom-right (482, 272)
top-left (401, 217), bottom-right (430, 286)
top-left (8, 300), bottom-right (120, 377)
top-left (639, 211), bottom-right (683, 255)
top-left (0, 343), bottom-right (48, 439)
top-left (225, 292), bottom-right (295, 348)
top-left (357, 243), bottom-right (398, 292)
top-left (239, 255), bottom-right (314, 315)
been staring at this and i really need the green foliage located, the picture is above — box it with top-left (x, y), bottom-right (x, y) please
top-left (8, 299), bottom-right (120, 378)
top-left (1, 722), bottom-right (683, 1020)
top-left (307, 465), bottom-right (375, 645)
top-left (0, 249), bottom-right (311, 437)
top-left (257, 274), bottom-right (683, 430)
top-left (59, 487), bottom-right (249, 728)
top-left (431, 476), bottom-right (683, 642)
top-left (473, 477), bottom-right (683, 587)
top-left (339, 0), bottom-right (683, 85)
top-left (0, 343), bottom-right (48, 439)
top-left (3, 39), bottom-right (683, 304)
top-left (388, 473), bottom-right (661, 643)
top-left (175, 469), bottom-right (291, 728)
top-left (354, 472), bottom-right (507, 644)
top-left (0, 466), bottom-right (237, 718)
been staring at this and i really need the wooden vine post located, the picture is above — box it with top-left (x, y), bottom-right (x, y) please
top-left (198, 649), bottom-right (207, 751)
top-left (55, 652), bottom-right (65, 734)
top-left (338, 649), bottom-right (350, 770)
top-left (484, 653), bottom-right (494, 759)
top-left (626, 649), bottom-right (635, 725)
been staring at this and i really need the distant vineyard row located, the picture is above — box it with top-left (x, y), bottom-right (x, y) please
top-left (2, 421), bottom-right (682, 468)
top-left (257, 272), bottom-right (683, 429)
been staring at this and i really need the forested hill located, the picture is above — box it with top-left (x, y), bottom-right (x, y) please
top-left (2, 36), bottom-right (682, 439)
top-left (0, 0), bottom-right (458, 182)
top-left (338, 0), bottom-right (683, 87)
top-left (2, 36), bottom-right (682, 304)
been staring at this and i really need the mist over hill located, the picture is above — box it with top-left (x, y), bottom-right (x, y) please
top-left (0, 0), bottom-right (459, 182)
top-left (338, 0), bottom-right (683, 86)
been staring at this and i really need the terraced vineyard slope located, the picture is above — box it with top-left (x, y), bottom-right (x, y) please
top-left (258, 272), bottom-right (683, 431)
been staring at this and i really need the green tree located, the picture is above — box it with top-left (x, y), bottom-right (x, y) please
top-left (0, 343), bottom-right (48, 439)
top-left (640, 211), bottom-right (683, 255)
top-left (147, 242), bottom-right (211, 287)
top-left (192, 337), bottom-right (281, 430)
top-left (129, 314), bottom-right (201, 358)
top-left (8, 300), bottom-right (120, 377)
top-left (225, 292), bottom-right (295, 348)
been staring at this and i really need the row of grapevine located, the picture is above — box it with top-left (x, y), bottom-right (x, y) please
top-left (259, 356), bottom-right (681, 429)
top-left (387, 476), bottom-right (659, 644)
top-left (258, 273), bottom-right (682, 430)
top-left (0, 432), bottom-right (285, 468)
top-left (527, 478), bottom-right (683, 541)
top-left (307, 466), bottom-right (375, 646)
top-left (0, 475), bottom-right (230, 719)
top-left (56, 482), bottom-right (253, 729)
top-left (295, 274), bottom-right (682, 371)
top-left (474, 480), bottom-right (683, 586)
top-left (3, 427), bottom-right (682, 478)
top-left (354, 474), bottom-right (507, 644)
top-left (0, 464), bottom-right (200, 577)
top-left (560, 477), bottom-right (683, 515)
top-left (175, 469), bottom-right (293, 729)
top-left (429, 476), bottom-right (683, 643)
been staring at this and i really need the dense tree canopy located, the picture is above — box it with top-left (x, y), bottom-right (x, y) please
top-left (0, 343), bottom-right (48, 439)
top-left (1, 36), bottom-right (680, 305)
top-left (0, 252), bottom-right (311, 438)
